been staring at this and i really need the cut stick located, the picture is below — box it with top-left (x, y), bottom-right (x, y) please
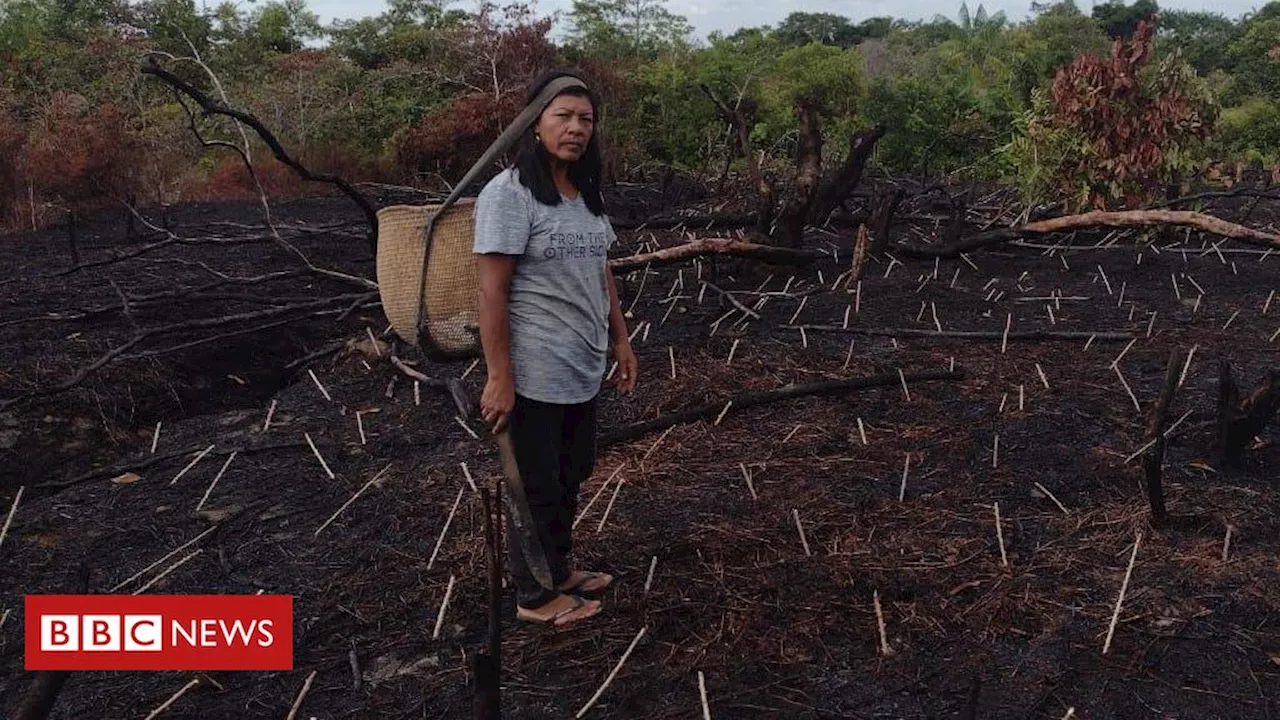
top-left (1001, 313), bottom-right (1012, 354)
top-left (308, 369), bottom-right (332, 402)
top-left (857, 418), bottom-right (867, 445)
top-left (455, 416), bottom-right (480, 440)
top-left (1102, 532), bottom-right (1142, 655)
top-left (1019, 384), bottom-right (1025, 411)
top-left (151, 421), bottom-right (162, 453)
top-left (262, 400), bottom-right (277, 431)
top-left (698, 671), bottom-right (712, 720)
top-left (575, 626), bottom-right (647, 718)
top-left (1036, 363), bottom-right (1050, 390)
top-left (669, 346), bottom-right (676, 379)
top-left (432, 575), bottom-right (456, 640)
top-left (800, 326), bottom-right (808, 348)
top-left (1171, 273), bottom-right (1181, 300)
top-left (843, 305), bottom-right (851, 329)
top-left (1117, 280), bottom-right (1127, 308)
top-left (842, 337), bottom-right (855, 371)
top-left (1098, 265), bottom-right (1113, 295)
top-left (1062, 709), bottom-right (1076, 720)
top-left (897, 368), bottom-right (911, 402)
top-left (794, 509), bottom-right (811, 556)
top-left (714, 401), bottom-right (733, 426)
top-left (899, 454), bottom-right (910, 501)
top-left (1123, 407), bottom-right (1194, 464)
top-left (873, 590), bottom-right (893, 656)
top-left (1264, 290), bottom-right (1274, 315)
top-left (644, 556), bottom-right (658, 595)
top-left (143, 678), bottom-right (202, 720)
top-left (575, 463), bottom-right (627, 529)
top-left (304, 433), bottom-right (336, 479)
top-left (1146, 311), bottom-right (1158, 337)
top-left (1110, 338), bottom-right (1138, 369)
top-left (994, 502), bottom-right (1008, 566)
top-left (740, 463), bottom-right (758, 500)
top-left (992, 434), bottom-right (1000, 468)
top-left (285, 666), bottom-right (317, 717)
top-left (426, 487), bottom-right (465, 570)
top-left (1034, 481), bottom-right (1069, 515)
top-left (195, 452), bottom-right (237, 512)
top-left (461, 462), bottom-right (478, 493)
top-left (366, 326), bottom-right (383, 356)
top-left (789, 296), bottom-right (808, 325)
top-left (1221, 524), bottom-right (1234, 562)
top-left (133, 548), bottom-right (202, 595)
top-left (1114, 365), bottom-right (1142, 412)
top-left (855, 280), bottom-right (862, 313)
top-left (726, 338), bottom-right (740, 365)
top-left (1223, 310), bottom-right (1240, 330)
top-left (1178, 345), bottom-right (1197, 387)
top-left (169, 444), bottom-right (215, 486)
top-left (316, 463), bottom-right (394, 538)
top-left (642, 425), bottom-right (676, 464)
top-left (356, 411), bottom-right (367, 445)
top-left (0, 485), bottom-right (24, 553)
top-left (111, 526), bottom-right (217, 592)
top-left (414, 381), bottom-right (421, 406)
top-left (596, 475), bottom-right (628, 533)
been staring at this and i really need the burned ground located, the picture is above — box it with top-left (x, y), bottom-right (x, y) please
top-left (1, 185), bottom-right (1278, 719)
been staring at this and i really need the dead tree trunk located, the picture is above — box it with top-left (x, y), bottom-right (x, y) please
top-left (868, 187), bottom-right (905, 255)
top-left (1216, 362), bottom-right (1280, 466)
top-left (809, 125), bottom-right (886, 227)
top-left (776, 101), bottom-right (824, 248)
top-left (1141, 349), bottom-right (1183, 525)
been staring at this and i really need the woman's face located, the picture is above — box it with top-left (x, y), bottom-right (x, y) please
top-left (536, 94), bottom-right (594, 164)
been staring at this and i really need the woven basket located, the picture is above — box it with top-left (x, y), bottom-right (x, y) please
top-left (375, 200), bottom-right (481, 359)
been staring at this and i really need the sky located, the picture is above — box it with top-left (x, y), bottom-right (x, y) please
top-left (306, 0), bottom-right (1272, 40)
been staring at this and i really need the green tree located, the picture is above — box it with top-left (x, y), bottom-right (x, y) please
top-left (565, 0), bottom-right (692, 60)
top-left (1091, 0), bottom-right (1158, 39)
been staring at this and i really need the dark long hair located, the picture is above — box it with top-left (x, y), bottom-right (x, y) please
top-left (514, 70), bottom-right (606, 216)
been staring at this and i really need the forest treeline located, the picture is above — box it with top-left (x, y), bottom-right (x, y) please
top-left (1, 0), bottom-right (1278, 229)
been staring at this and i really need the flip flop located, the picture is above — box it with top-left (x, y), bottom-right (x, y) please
top-left (516, 594), bottom-right (601, 628)
top-left (558, 570), bottom-right (614, 594)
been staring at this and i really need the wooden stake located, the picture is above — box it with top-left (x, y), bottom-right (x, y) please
top-left (575, 626), bottom-right (647, 718)
top-left (994, 502), bottom-right (1008, 566)
top-left (1117, 280), bottom-right (1127, 308)
top-left (931, 302), bottom-right (943, 333)
top-left (842, 337), bottom-right (855, 371)
top-left (855, 280), bottom-right (861, 313)
top-left (1171, 273), bottom-right (1181, 301)
top-left (992, 434), bottom-right (1000, 468)
top-left (1114, 366), bottom-right (1142, 412)
top-left (873, 590), bottom-right (893, 656)
top-left (308, 369), bottom-right (332, 402)
top-left (857, 418), bottom-right (867, 445)
top-left (596, 475), bottom-right (628, 533)
top-left (304, 433), bottom-right (335, 479)
top-left (1146, 311), bottom-right (1158, 337)
top-left (427, 486), bottom-right (465, 569)
top-left (644, 556), bottom-right (658, 595)
top-left (133, 548), bottom-right (202, 595)
top-left (740, 463), bottom-right (758, 500)
top-left (793, 509), bottom-right (811, 556)
top-left (1102, 532), bottom-right (1141, 655)
top-left (714, 400), bottom-right (733, 426)
top-left (195, 452), bottom-right (237, 512)
top-left (284, 670), bottom-right (318, 720)
top-left (899, 454), bottom-right (910, 501)
top-left (1178, 345), bottom-right (1197, 387)
top-left (1098, 265), bottom-right (1113, 295)
top-left (1264, 290), bottom-right (1275, 315)
top-left (0, 486), bottom-right (23, 553)
top-left (789, 296), bottom-right (808, 325)
top-left (432, 575), bottom-right (456, 640)
top-left (461, 462), bottom-right (478, 493)
top-left (316, 463), bottom-right (393, 538)
top-left (144, 678), bottom-right (202, 720)
top-left (575, 463), bottom-right (627, 529)
top-left (170, 444), bottom-right (216, 485)
top-left (897, 368), bottom-right (911, 402)
top-left (726, 339), bottom-right (740, 365)
top-left (1034, 482), bottom-right (1069, 514)
top-left (151, 421), bottom-right (162, 453)
top-left (1001, 313), bottom-right (1011, 354)
top-left (414, 380), bottom-right (421, 406)
top-left (1019, 384), bottom-right (1025, 411)
top-left (111, 526), bottom-right (217, 593)
top-left (262, 399), bottom-right (277, 431)
top-left (698, 671), bottom-right (712, 720)
top-left (1223, 310), bottom-right (1240, 330)
top-left (455, 416), bottom-right (480, 440)
top-left (1110, 338), bottom-right (1138, 369)
top-left (1036, 363), bottom-right (1050, 390)
top-left (1221, 524), bottom-right (1234, 562)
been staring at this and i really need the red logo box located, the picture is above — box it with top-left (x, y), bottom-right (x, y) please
top-left (25, 595), bottom-right (293, 671)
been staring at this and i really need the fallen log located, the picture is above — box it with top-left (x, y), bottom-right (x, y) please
top-left (609, 238), bottom-right (824, 273)
top-left (897, 209), bottom-right (1280, 258)
top-left (1141, 349), bottom-right (1183, 525)
top-left (1216, 362), bottom-right (1280, 466)
top-left (600, 368), bottom-right (964, 446)
top-left (792, 325), bottom-right (1134, 342)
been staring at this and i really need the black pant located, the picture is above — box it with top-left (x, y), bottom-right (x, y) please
top-left (505, 393), bottom-right (598, 609)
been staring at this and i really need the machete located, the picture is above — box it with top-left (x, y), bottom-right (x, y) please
top-left (493, 426), bottom-right (556, 590)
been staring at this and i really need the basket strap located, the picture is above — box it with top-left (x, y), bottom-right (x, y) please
top-left (413, 76), bottom-right (589, 345)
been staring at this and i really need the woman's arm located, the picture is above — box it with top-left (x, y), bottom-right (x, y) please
top-left (477, 254), bottom-right (517, 430)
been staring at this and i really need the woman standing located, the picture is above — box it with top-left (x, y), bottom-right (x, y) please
top-left (473, 71), bottom-right (638, 627)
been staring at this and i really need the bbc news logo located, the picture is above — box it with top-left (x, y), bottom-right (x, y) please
top-left (25, 595), bottom-right (292, 671)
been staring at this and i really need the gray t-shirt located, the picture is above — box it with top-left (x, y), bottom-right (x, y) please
top-left (472, 168), bottom-right (616, 405)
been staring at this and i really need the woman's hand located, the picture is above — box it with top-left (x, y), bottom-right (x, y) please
top-left (611, 340), bottom-right (638, 395)
top-left (481, 373), bottom-right (516, 433)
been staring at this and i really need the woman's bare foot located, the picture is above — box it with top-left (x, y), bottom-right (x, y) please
top-left (516, 593), bottom-right (602, 627)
